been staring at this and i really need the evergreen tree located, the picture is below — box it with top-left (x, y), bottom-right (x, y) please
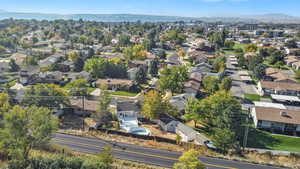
top-left (9, 59), bottom-right (20, 72)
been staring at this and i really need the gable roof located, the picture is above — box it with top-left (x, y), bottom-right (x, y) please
top-left (70, 99), bottom-right (98, 112)
top-left (159, 114), bottom-right (177, 125)
top-left (117, 101), bottom-right (140, 112)
top-left (96, 79), bottom-right (134, 86)
top-left (176, 123), bottom-right (198, 137)
top-left (265, 68), bottom-right (296, 82)
top-left (260, 81), bottom-right (300, 91)
top-left (254, 106), bottom-right (300, 125)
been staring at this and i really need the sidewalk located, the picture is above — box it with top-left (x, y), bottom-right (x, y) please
top-left (246, 147), bottom-right (299, 156)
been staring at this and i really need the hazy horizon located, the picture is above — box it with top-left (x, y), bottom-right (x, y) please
top-left (1, 0), bottom-right (300, 18)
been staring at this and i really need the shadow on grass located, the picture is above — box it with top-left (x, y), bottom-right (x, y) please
top-left (247, 127), bottom-right (280, 149)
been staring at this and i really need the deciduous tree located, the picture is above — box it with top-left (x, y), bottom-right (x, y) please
top-left (159, 66), bottom-right (188, 94)
top-left (174, 149), bottom-right (206, 169)
top-left (1, 106), bottom-right (58, 168)
top-left (141, 90), bottom-right (165, 119)
top-left (219, 77), bottom-right (232, 91)
top-left (202, 76), bottom-right (219, 94)
top-left (245, 43), bottom-right (258, 53)
top-left (65, 79), bottom-right (88, 96)
top-left (253, 64), bottom-right (267, 80)
top-left (94, 85), bottom-right (112, 123)
top-left (23, 84), bottom-right (69, 108)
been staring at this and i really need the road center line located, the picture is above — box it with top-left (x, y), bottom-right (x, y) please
top-left (52, 138), bottom-right (237, 169)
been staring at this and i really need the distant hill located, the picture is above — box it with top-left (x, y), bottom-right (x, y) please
top-left (0, 10), bottom-right (299, 23)
top-left (242, 13), bottom-right (300, 23)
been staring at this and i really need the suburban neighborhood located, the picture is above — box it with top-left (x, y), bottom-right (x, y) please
top-left (1, 1), bottom-right (300, 169)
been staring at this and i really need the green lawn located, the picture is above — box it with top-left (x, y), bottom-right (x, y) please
top-left (234, 43), bottom-right (247, 51)
top-left (109, 91), bottom-right (138, 97)
top-left (222, 49), bottom-right (235, 55)
top-left (194, 125), bottom-right (300, 153)
top-left (244, 94), bottom-right (261, 102)
top-left (247, 129), bottom-right (300, 152)
top-left (222, 43), bottom-right (247, 55)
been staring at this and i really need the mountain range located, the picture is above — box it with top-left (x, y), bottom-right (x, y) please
top-left (0, 10), bottom-right (299, 23)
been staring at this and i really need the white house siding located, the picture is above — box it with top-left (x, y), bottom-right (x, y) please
top-left (251, 108), bottom-right (258, 127)
top-left (178, 131), bottom-right (189, 142)
top-left (257, 82), bottom-right (264, 96)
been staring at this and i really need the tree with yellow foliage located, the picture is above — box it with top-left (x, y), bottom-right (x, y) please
top-left (174, 149), bottom-right (206, 169)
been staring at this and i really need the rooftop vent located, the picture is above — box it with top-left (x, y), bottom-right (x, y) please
top-left (280, 111), bottom-right (288, 117)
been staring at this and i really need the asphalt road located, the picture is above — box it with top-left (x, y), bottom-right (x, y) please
top-left (53, 133), bottom-right (285, 169)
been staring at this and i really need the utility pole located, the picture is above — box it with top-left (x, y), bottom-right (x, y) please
top-left (243, 108), bottom-right (250, 151)
top-left (82, 95), bottom-right (85, 130)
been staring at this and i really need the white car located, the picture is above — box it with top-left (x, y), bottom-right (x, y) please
top-left (129, 127), bottom-right (151, 136)
top-left (204, 140), bottom-right (216, 150)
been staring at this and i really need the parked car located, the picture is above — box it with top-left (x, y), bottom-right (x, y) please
top-left (128, 127), bottom-right (151, 136)
top-left (204, 140), bottom-right (216, 150)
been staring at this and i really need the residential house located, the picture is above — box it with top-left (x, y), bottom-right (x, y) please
top-left (65, 71), bottom-right (90, 82)
top-left (265, 68), bottom-right (296, 83)
top-left (9, 83), bottom-right (25, 103)
top-left (166, 52), bottom-right (180, 66)
top-left (0, 59), bottom-right (10, 72)
top-left (32, 41), bottom-right (49, 48)
top-left (116, 101), bottom-right (140, 116)
top-left (38, 54), bottom-right (62, 68)
top-left (285, 55), bottom-right (299, 67)
top-left (189, 63), bottom-right (213, 74)
top-left (70, 99), bottom-right (98, 116)
top-left (258, 81), bottom-right (300, 96)
top-left (38, 71), bottom-right (64, 84)
top-left (95, 79), bottom-right (135, 91)
top-left (157, 114), bottom-right (179, 133)
top-left (19, 67), bottom-right (40, 85)
top-left (286, 48), bottom-right (300, 55)
top-left (251, 106), bottom-right (300, 135)
top-left (127, 67), bottom-right (139, 80)
top-left (238, 71), bottom-right (252, 83)
top-left (10, 52), bottom-right (27, 66)
top-left (292, 61), bottom-right (300, 70)
top-left (169, 93), bottom-right (195, 112)
top-left (176, 123), bottom-right (198, 142)
top-left (229, 56), bottom-right (238, 66)
top-left (128, 60), bottom-right (149, 71)
top-left (187, 50), bottom-right (208, 64)
top-left (184, 72), bottom-right (202, 95)
top-left (116, 101), bottom-right (150, 135)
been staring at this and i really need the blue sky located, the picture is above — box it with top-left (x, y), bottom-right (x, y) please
top-left (1, 0), bottom-right (300, 17)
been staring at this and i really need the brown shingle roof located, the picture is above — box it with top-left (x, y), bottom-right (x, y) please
top-left (184, 80), bottom-right (201, 90)
top-left (265, 68), bottom-right (280, 75)
top-left (190, 72), bottom-right (202, 82)
top-left (260, 81), bottom-right (300, 91)
top-left (293, 61), bottom-right (300, 67)
top-left (96, 79), bottom-right (134, 86)
top-left (70, 99), bottom-right (98, 112)
top-left (254, 107), bottom-right (300, 125)
top-left (265, 68), bottom-right (296, 82)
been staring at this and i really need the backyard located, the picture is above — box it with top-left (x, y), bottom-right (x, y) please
top-left (247, 128), bottom-right (300, 153)
top-left (222, 43), bottom-right (247, 55)
top-left (193, 123), bottom-right (300, 153)
top-left (109, 90), bottom-right (138, 97)
top-left (244, 94), bottom-right (271, 102)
